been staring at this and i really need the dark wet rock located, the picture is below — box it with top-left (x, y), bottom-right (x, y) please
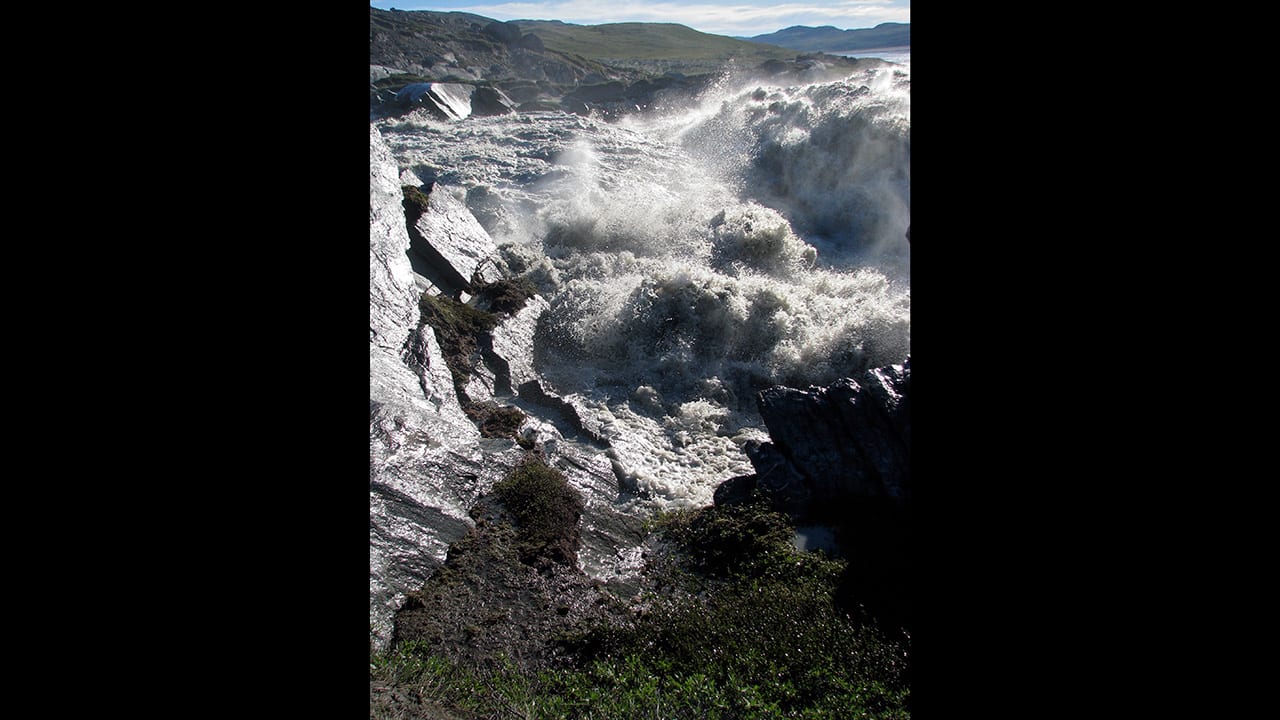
top-left (496, 79), bottom-right (542, 103)
top-left (519, 100), bottom-right (564, 112)
top-left (719, 358), bottom-right (910, 522)
top-left (471, 85), bottom-right (518, 116)
top-left (395, 82), bottom-right (477, 120)
top-left (482, 20), bottom-right (522, 46)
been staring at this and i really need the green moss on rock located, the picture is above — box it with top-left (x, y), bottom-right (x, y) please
top-left (418, 292), bottom-right (498, 392)
top-left (493, 456), bottom-right (583, 566)
top-left (464, 400), bottom-right (527, 440)
top-left (401, 185), bottom-right (432, 225)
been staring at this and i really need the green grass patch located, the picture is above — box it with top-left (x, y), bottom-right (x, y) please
top-left (474, 275), bottom-right (538, 315)
top-left (563, 500), bottom-right (910, 717)
top-left (375, 496), bottom-right (910, 718)
top-left (492, 456), bottom-right (583, 566)
top-left (463, 400), bottom-right (527, 440)
top-left (512, 20), bottom-right (801, 63)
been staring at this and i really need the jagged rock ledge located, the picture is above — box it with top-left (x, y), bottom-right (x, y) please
top-left (370, 125), bottom-right (647, 651)
top-left (714, 357), bottom-right (910, 522)
top-left (712, 358), bottom-right (911, 629)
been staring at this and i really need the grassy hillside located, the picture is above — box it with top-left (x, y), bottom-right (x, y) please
top-left (513, 20), bottom-right (800, 63)
top-left (749, 22), bottom-right (910, 53)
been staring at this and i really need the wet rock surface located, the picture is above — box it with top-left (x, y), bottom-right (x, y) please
top-left (391, 459), bottom-right (630, 674)
top-left (721, 358), bottom-right (911, 523)
top-left (372, 124), bottom-right (653, 651)
top-left (407, 182), bottom-right (502, 295)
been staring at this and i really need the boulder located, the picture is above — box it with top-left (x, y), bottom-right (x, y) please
top-left (471, 86), bottom-right (518, 116)
top-left (517, 33), bottom-right (545, 52)
top-left (408, 183), bottom-right (502, 293)
top-left (395, 82), bottom-right (476, 120)
top-left (482, 20), bottom-right (522, 46)
top-left (719, 357), bottom-right (910, 521)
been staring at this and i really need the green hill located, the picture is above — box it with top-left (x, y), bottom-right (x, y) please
top-left (747, 23), bottom-right (910, 53)
top-left (512, 20), bottom-right (800, 63)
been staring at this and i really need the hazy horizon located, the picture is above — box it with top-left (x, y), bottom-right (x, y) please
top-left (368, 1), bottom-right (910, 38)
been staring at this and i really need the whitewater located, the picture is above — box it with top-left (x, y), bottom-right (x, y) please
top-left (373, 60), bottom-right (910, 515)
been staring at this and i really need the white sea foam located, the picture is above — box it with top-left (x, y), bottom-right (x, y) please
top-left (375, 65), bottom-right (909, 507)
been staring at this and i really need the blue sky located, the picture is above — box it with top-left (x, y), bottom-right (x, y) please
top-left (368, 1), bottom-right (910, 38)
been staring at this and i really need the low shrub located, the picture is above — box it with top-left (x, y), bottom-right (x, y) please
top-left (492, 456), bottom-right (583, 566)
top-left (401, 184), bottom-right (431, 225)
top-left (374, 497), bottom-right (911, 719)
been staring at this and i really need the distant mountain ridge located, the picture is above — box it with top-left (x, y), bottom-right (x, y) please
top-left (746, 22), bottom-right (909, 53)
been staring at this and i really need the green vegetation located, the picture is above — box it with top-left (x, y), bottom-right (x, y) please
top-left (401, 184), bottom-right (431, 225)
top-left (512, 20), bottom-right (800, 64)
top-left (417, 288), bottom-right (536, 439)
top-left (373, 497), bottom-right (911, 718)
top-left (374, 73), bottom-right (433, 91)
top-left (418, 292), bottom-right (498, 392)
top-left (492, 456), bottom-right (583, 565)
top-left (464, 400), bottom-right (529, 441)
top-left (474, 275), bottom-right (538, 315)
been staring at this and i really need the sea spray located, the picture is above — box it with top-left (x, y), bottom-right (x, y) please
top-left (376, 62), bottom-right (909, 508)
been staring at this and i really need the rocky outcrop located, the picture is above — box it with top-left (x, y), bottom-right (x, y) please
top-left (715, 357), bottom-right (910, 521)
top-left (390, 82), bottom-right (518, 120)
top-left (394, 82), bottom-right (477, 120)
top-left (372, 125), bottom-right (653, 650)
top-left (371, 7), bottom-right (612, 97)
top-left (481, 20), bottom-right (523, 47)
top-left (711, 358), bottom-right (912, 630)
top-left (407, 182), bottom-right (503, 295)
top-left (560, 73), bottom-right (717, 117)
top-left (371, 125), bottom-right (505, 651)
top-left (470, 86), bottom-right (518, 116)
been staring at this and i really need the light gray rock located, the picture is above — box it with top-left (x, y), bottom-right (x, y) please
top-left (410, 183), bottom-right (502, 292)
top-left (371, 125), bottom-right (498, 651)
top-left (370, 64), bottom-right (408, 83)
top-left (490, 294), bottom-right (549, 393)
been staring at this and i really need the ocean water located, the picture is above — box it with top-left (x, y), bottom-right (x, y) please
top-left (374, 60), bottom-right (910, 510)
top-left (831, 47), bottom-right (911, 65)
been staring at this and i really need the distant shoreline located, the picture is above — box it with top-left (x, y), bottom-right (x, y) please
top-left (823, 45), bottom-right (910, 57)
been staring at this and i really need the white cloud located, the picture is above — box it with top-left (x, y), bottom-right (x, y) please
top-left (439, 1), bottom-right (910, 36)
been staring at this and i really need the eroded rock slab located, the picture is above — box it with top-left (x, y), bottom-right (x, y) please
top-left (720, 357), bottom-right (910, 521)
top-left (409, 183), bottom-right (502, 293)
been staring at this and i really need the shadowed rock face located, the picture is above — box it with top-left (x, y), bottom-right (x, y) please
top-left (712, 359), bottom-right (911, 630)
top-left (393, 82), bottom-right (519, 120)
top-left (716, 358), bottom-right (910, 522)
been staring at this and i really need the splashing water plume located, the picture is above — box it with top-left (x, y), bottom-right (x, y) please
top-left (377, 61), bottom-right (909, 508)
